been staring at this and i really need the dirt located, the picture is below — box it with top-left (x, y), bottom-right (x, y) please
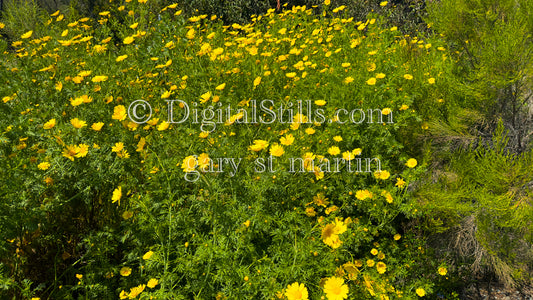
top-left (461, 283), bottom-right (533, 299)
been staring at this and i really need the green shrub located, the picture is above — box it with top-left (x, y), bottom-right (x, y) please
top-left (0, 0), bottom-right (509, 299)
top-left (416, 121), bottom-right (533, 289)
top-left (426, 0), bottom-right (533, 152)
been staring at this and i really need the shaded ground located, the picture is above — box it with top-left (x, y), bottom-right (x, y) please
top-left (462, 283), bottom-right (533, 299)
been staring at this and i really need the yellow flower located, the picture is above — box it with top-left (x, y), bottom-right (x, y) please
top-left (269, 144), bottom-right (284, 157)
top-left (328, 146), bottom-right (340, 156)
top-left (293, 114), bottom-right (308, 124)
top-left (380, 1), bottom-right (388, 6)
top-left (438, 267), bottom-right (447, 276)
top-left (374, 170), bottom-right (390, 180)
top-left (119, 290), bottom-right (128, 299)
top-left (147, 278), bottom-right (158, 288)
top-left (70, 118), bottom-right (87, 129)
top-left (128, 284), bottom-right (145, 298)
top-left (355, 189), bottom-right (372, 200)
top-left (76, 71), bottom-right (90, 79)
top-left (314, 193), bottom-right (329, 207)
top-left (428, 78), bottom-right (435, 84)
top-left (344, 76), bottom-right (354, 84)
top-left (352, 148), bottom-right (362, 156)
top-left (76, 274), bottom-right (83, 280)
top-left (161, 90), bottom-right (171, 99)
top-left (72, 76), bottom-right (83, 84)
top-left (321, 224), bottom-right (338, 246)
top-left (286, 72), bottom-right (297, 78)
top-left (394, 233), bottom-right (401, 240)
top-left (315, 100), bottom-right (326, 106)
top-left (382, 108), bottom-right (392, 115)
top-left (21, 30), bottom-right (33, 39)
top-left (406, 158), bottom-right (417, 168)
top-left (323, 277), bottom-right (349, 300)
top-left (55, 81), bottom-right (63, 91)
top-left (333, 218), bottom-right (347, 235)
top-left (76, 144), bottom-right (89, 157)
top-left (285, 282), bottom-right (308, 300)
top-left (342, 151), bottom-right (354, 161)
top-left (112, 186), bottom-right (122, 205)
top-left (62, 145), bottom-right (79, 161)
top-left (367, 259), bottom-right (375, 267)
top-left (200, 91), bottom-right (211, 103)
top-left (371, 248), bottom-right (378, 256)
top-left (0, 22), bottom-right (4, 29)
top-left (43, 119), bottom-right (56, 129)
top-left (70, 97), bottom-right (84, 106)
top-left (112, 142), bottom-right (124, 153)
top-left (280, 134), bottom-right (294, 146)
top-left (91, 75), bottom-right (108, 83)
top-left (366, 78), bottom-right (376, 85)
top-left (249, 140), bottom-right (269, 152)
top-left (112, 105), bottom-right (127, 121)
top-left (81, 95), bottom-right (93, 103)
top-left (324, 0), bottom-right (331, 5)
top-left (38, 162), bottom-right (50, 170)
top-left (253, 76), bottom-right (262, 87)
top-left (119, 266), bottom-right (132, 277)
top-left (136, 137), bottom-right (146, 152)
top-left (305, 207), bottom-right (316, 217)
top-left (186, 28), bottom-right (195, 39)
top-left (395, 178), bottom-right (406, 188)
top-left (181, 155), bottom-right (197, 172)
top-left (116, 54), bottom-right (128, 62)
top-left (376, 262), bottom-right (387, 274)
top-left (91, 122), bottom-right (104, 131)
top-left (215, 83), bottom-right (226, 90)
top-left (123, 36), bottom-right (134, 44)
top-left (383, 191), bottom-right (393, 203)
top-left (404, 74), bottom-right (413, 80)
top-left (157, 121), bottom-right (170, 131)
top-left (143, 250), bottom-right (154, 260)
top-left (399, 104), bottom-right (409, 110)
top-left (376, 73), bottom-right (386, 79)
top-left (415, 287), bottom-right (426, 297)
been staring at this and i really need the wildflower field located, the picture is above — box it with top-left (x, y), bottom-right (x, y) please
top-left (0, 0), bottom-right (532, 299)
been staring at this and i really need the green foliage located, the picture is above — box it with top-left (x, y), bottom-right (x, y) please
top-left (0, 1), bottom-right (459, 298)
top-left (426, 0), bottom-right (533, 151)
top-left (417, 120), bottom-right (533, 288)
top-left (0, 0), bottom-right (530, 298)
top-left (0, 0), bottom-right (47, 41)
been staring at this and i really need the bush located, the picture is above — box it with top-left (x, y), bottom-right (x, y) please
top-left (426, 0), bottom-right (533, 152)
top-left (2, 0), bottom-right (528, 299)
top-left (416, 121), bottom-right (533, 290)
